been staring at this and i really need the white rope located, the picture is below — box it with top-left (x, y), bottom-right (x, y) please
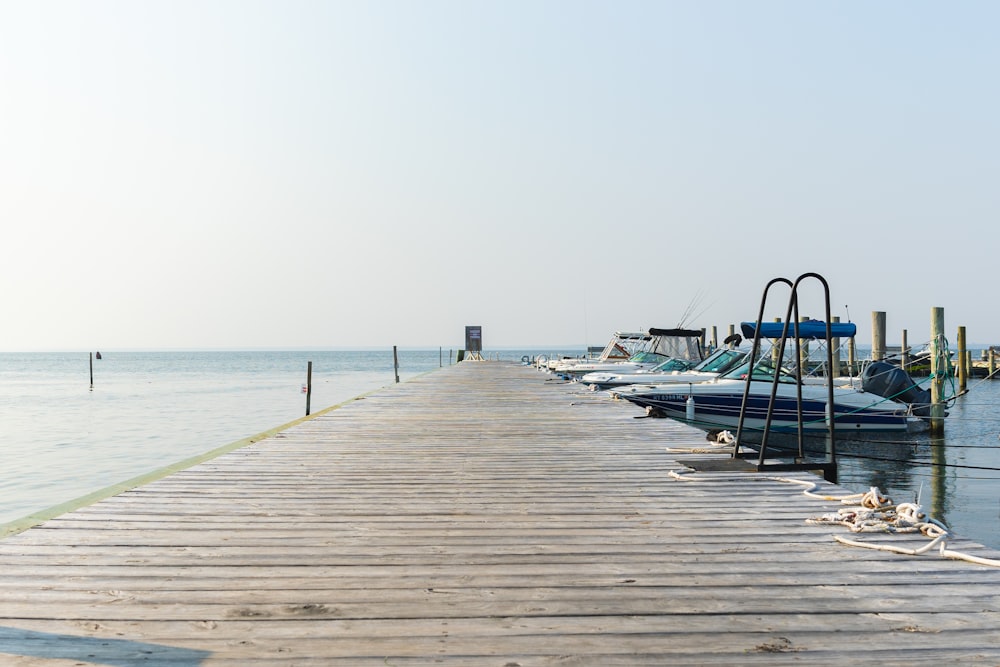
top-left (668, 468), bottom-right (1000, 567)
top-left (667, 468), bottom-right (868, 503)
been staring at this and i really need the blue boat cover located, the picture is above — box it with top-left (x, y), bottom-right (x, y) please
top-left (740, 320), bottom-right (857, 340)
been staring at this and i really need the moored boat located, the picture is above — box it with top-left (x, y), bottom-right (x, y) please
top-left (554, 327), bottom-right (705, 380)
top-left (612, 362), bottom-right (913, 435)
top-left (580, 347), bottom-right (748, 391)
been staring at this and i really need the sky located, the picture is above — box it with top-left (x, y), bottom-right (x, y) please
top-left (2, 1), bottom-right (998, 351)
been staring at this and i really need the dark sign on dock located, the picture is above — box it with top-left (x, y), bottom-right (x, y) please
top-left (465, 326), bottom-right (483, 353)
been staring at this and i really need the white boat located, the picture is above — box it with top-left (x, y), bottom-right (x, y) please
top-left (544, 331), bottom-right (651, 372)
top-left (612, 358), bottom-right (916, 436)
top-left (554, 327), bottom-right (705, 379)
top-left (580, 347), bottom-right (749, 391)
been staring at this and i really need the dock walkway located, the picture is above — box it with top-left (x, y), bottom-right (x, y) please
top-left (2, 361), bottom-right (1000, 665)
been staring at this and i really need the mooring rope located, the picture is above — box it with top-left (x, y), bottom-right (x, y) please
top-left (668, 468), bottom-right (1000, 567)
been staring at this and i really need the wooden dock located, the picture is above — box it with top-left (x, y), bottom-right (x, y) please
top-left (2, 361), bottom-right (1000, 665)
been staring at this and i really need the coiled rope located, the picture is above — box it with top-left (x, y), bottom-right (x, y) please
top-left (668, 468), bottom-right (1000, 567)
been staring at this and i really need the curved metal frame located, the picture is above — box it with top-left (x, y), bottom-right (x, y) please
top-left (731, 272), bottom-right (838, 482)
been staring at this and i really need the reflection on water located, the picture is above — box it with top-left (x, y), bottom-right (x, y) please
top-left (829, 382), bottom-right (1000, 550)
top-left (723, 381), bottom-right (1000, 550)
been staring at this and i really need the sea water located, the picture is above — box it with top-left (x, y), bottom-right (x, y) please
top-left (2, 349), bottom-right (999, 551)
top-left (834, 378), bottom-right (1000, 550)
top-left (0, 349), bottom-right (460, 525)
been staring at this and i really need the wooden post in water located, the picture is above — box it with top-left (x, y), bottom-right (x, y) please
top-left (727, 324), bottom-right (736, 348)
top-left (871, 311), bottom-right (886, 361)
top-left (929, 307), bottom-right (946, 434)
top-left (771, 318), bottom-right (782, 367)
top-left (990, 348), bottom-right (997, 379)
top-left (847, 337), bottom-right (857, 377)
top-left (957, 326), bottom-right (968, 393)
top-left (305, 361), bottom-right (313, 416)
top-left (831, 316), bottom-right (842, 378)
top-left (710, 326), bottom-right (717, 352)
top-left (89, 353), bottom-right (94, 390)
top-left (799, 316), bottom-right (809, 375)
top-left (901, 329), bottom-right (910, 370)
top-left (439, 346), bottom-right (443, 367)
top-left (393, 346), bottom-right (400, 383)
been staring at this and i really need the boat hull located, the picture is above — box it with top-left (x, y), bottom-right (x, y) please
top-left (618, 385), bottom-right (910, 434)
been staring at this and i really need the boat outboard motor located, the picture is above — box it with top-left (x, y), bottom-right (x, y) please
top-left (861, 361), bottom-right (934, 418)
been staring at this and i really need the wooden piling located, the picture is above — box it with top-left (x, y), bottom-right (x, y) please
top-left (305, 361), bottom-right (313, 416)
top-left (798, 316), bottom-right (809, 373)
top-left (831, 316), bottom-right (842, 378)
top-left (929, 307), bottom-right (946, 434)
top-left (872, 311), bottom-right (886, 361)
top-left (847, 337), bottom-right (857, 377)
top-left (901, 329), bottom-right (910, 370)
top-left (957, 326), bottom-right (967, 393)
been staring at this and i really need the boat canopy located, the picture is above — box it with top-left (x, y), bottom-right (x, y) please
top-left (740, 320), bottom-right (857, 340)
top-left (597, 331), bottom-right (653, 361)
top-left (647, 327), bottom-right (704, 362)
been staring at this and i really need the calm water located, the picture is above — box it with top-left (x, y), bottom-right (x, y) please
top-left (3, 349), bottom-right (999, 551)
top-left (834, 378), bottom-right (1000, 550)
top-left (0, 349), bottom-right (464, 525)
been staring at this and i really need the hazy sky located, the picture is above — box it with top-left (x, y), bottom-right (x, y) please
top-left (2, 1), bottom-right (997, 351)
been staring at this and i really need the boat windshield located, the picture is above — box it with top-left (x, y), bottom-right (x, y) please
top-left (719, 357), bottom-right (799, 384)
top-left (650, 358), bottom-right (696, 373)
top-left (627, 351), bottom-right (670, 364)
top-left (692, 349), bottom-right (747, 374)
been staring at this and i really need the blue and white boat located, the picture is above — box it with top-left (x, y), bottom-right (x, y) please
top-left (612, 316), bottom-right (932, 437)
top-left (612, 357), bottom-right (914, 435)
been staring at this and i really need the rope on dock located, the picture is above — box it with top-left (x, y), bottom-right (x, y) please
top-left (668, 469), bottom-right (1000, 568)
top-left (814, 502), bottom-right (1000, 567)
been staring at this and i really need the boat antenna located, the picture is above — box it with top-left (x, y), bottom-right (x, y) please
top-left (676, 290), bottom-right (711, 328)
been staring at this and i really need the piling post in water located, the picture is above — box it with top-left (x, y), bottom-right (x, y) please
top-left (831, 316), bottom-right (842, 378)
top-left (89, 353), bottom-right (94, 390)
top-left (305, 361), bottom-right (313, 416)
top-left (727, 324), bottom-right (736, 348)
top-left (929, 307), bottom-right (946, 434)
top-left (957, 326), bottom-right (968, 393)
top-left (393, 346), bottom-right (400, 383)
top-left (847, 337), bottom-right (857, 377)
top-left (798, 316), bottom-right (810, 374)
top-left (771, 318), bottom-right (782, 367)
top-left (710, 326), bottom-right (717, 352)
top-left (439, 346), bottom-right (443, 367)
top-left (872, 311), bottom-right (886, 361)
top-left (901, 329), bottom-right (910, 370)
top-left (991, 348), bottom-right (997, 379)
